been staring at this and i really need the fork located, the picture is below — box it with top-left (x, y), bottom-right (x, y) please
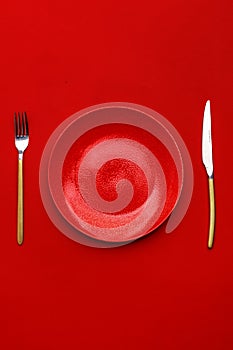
top-left (14, 112), bottom-right (29, 245)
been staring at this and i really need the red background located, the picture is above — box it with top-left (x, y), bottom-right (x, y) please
top-left (0, 0), bottom-right (233, 349)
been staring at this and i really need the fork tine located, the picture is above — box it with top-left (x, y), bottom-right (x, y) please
top-left (14, 112), bottom-right (18, 136)
top-left (22, 113), bottom-right (25, 136)
top-left (17, 112), bottom-right (21, 136)
top-left (14, 112), bottom-right (29, 137)
top-left (24, 112), bottom-right (29, 136)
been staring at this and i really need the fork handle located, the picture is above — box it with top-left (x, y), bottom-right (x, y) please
top-left (208, 177), bottom-right (215, 249)
top-left (17, 158), bottom-right (23, 245)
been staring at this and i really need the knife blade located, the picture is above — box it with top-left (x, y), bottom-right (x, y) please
top-left (202, 100), bottom-right (215, 248)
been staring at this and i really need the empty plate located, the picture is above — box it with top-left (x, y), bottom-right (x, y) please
top-left (43, 103), bottom-right (184, 244)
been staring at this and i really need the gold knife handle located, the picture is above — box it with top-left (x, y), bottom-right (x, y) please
top-left (208, 177), bottom-right (215, 249)
top-left (17, 158), bottom-right (23, 245)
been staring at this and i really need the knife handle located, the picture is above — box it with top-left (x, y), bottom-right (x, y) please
top-left (208, 177), bottom-right (215, 249)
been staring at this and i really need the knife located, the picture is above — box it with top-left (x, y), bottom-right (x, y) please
top-left (202, 100), bottom-right (215, 248)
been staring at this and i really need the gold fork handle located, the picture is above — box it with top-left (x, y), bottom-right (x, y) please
top-left (208, 177), bottom-right (215, 249)
top-left (17, 158), bottom-right (23, 245)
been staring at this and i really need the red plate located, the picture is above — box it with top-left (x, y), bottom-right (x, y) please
top-left (47, 103), bottom-right (183, 243)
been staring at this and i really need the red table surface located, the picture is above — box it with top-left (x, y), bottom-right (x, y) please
top-left (0, 1), bottom-right (232, 349)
